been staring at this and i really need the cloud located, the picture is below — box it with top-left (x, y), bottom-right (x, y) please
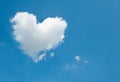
top-left (50, 52), bottom-right (55, 57)
top-left (72, 64), bottom-right (78, 69)
top-left (64, 64), bottom-right (78, 70)
top-left (34, 53), bottom-right (46, 63)
top-left (64, 56), bottom-right (89, 70)
top-left (83, 60), bottom-right (88, 64)
top-left (10, 12), bottom-right (67, 63)
top-left (74, 56), bottom-right (80, 61)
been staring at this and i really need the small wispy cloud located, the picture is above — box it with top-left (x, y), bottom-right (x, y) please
top-left (65, 64), bottom-right (69, 70)
top-left (72, 64), bottom-right (78, 69)
top-left (64, 55), bottom-right (88, 70)
top-left (64, 64), bottom-right (78, 70)
top-left (74, 55), bottom-right (80, 61)
top-left (34, 53), bottom-right (46, 63)
top-left (83, 60), bottom-right (88, 64)
top-left (50, 52), bottom-right (55, 58)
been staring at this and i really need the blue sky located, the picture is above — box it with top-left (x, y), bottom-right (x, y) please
top-left (0, 0), bottom-right (120, 82)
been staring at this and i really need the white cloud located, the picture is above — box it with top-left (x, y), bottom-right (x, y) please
top-left (10, 12), bottom-right (67, 63)
top-left (74, 56), bottom-right (80, 61)
top-left (50, 52), bottom-right (55, 57)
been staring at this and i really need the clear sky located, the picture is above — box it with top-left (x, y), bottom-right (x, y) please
top-left (0, 0), bottom-right (120, 82)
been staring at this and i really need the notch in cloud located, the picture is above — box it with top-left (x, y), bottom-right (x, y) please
top-left (10, 12), bottom-right (67, 63)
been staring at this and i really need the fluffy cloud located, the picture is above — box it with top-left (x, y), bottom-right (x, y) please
top-left (10, 12), bottom-right (67, 63)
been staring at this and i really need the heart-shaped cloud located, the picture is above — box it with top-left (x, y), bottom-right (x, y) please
top-left (10, 12), bottom-right (67, 63)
